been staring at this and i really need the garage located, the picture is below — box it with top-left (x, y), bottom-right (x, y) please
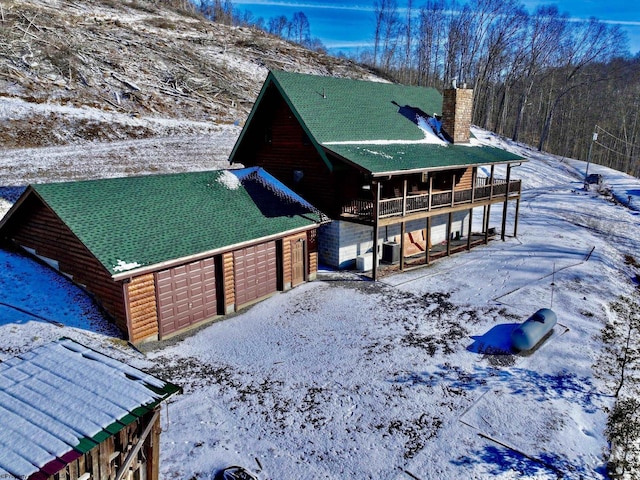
top-left (234, 242), bottom-right (278, 307)
top-left (156, 257), bottom-right (218, 337)
top-left (1, 168), bottom-right (323, 343)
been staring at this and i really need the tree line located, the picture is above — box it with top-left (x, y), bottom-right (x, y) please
top-left (157, 0), bottom-right (639, 176)
top-left (367, 0), bottom-right (639, 176)
top-left (188, 0), bottom-right (326, 52)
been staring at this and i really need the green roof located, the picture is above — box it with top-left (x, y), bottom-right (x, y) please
top-left (30, 168), bottom-right (321, 277)
top-left (239, 70), bottom-right (524, 175)
top-left (270, 70), bottom-right (444, 144)
top-left (324, 143), bottom-right (523, 174)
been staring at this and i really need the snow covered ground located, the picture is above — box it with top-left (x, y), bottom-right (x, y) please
top-left (1, 128), bottom-right (639, 479)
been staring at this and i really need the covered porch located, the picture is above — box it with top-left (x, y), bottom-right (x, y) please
top-left (357, 163), bottom-right (522, 280)
top-left (341, 164), bottom-right (522, 224)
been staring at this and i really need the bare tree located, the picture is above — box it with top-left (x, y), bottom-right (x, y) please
top-left (268, 15), bottom-right (289, 37)
top-left (416, 0), bottom-right (448, 88)
top-left (472, 0), bottom-right (528, 129)
top-left (537, 18), bottom-right (627, 151)
top-left (401, 0), bottom-right (414, 84)
top-left (511, 5), bottom-right (566, 142)
top-left (373, 0), bottom-right (400, 70)
top-left (290, 11), bottom-right (310, 45)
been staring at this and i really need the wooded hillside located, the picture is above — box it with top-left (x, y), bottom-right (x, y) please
top-left (0, 0), bottom-right (378, 148)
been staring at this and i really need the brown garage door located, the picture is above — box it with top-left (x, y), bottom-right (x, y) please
top-left (156, 258), bottom-right (218, 337)
top-left (234, 242), bottom-right (278, 307)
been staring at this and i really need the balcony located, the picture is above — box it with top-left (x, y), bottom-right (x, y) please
top-left (341, 177), bottom-right (522, 223)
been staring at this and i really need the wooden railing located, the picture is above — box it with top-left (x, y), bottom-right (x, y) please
top-left (341, 178), bottom-right (522, 222)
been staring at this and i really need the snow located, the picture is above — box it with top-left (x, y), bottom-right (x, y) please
top-left (1, 127), bottom-right (639, 479)
top-left (0, 339), bottom-right (172, 477)
top-left (416, 114), bottom-right (448, 145)
top-left (323, 114), bottom-right (448, 146)
top-left (113, 259), bottom-right (142, 272)
top-left (217, 170), bottom-right (242, 190)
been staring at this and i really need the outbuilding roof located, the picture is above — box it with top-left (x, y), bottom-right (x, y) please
top-left (232, 70), bottom-right (524, 175)
top-left (5, 167), bottom-right (323, 278)
top-left (0, 338), bottom-right (180, 479)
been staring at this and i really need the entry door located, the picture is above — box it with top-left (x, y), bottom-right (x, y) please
top-left (233, 242), bottom-right (278, 307)
top-left (291, 239), bottom-right (305, 287)
top-left (156, 258), bottom-right (217, 337)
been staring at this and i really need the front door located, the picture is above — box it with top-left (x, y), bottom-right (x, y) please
top-left (291, 239), bottom-right (305, 287)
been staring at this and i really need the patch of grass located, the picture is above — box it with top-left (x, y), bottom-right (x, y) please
top-left (146, 16), bottom-right (177, 30)
top-left (624, 254), bottom-right (639, 268)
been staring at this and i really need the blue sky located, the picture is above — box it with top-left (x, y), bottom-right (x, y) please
top-left (233, 0), bottom-right (640, 56)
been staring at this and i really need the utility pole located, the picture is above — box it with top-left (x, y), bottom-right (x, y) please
top-left (584, 129), bottom-right (598, 189)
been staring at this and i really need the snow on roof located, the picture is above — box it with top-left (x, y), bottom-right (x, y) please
top-left (113, 259), bottom-right (142, 273)
top-left (216, 169), bottom-right (242, 190)
top-left (0, 338), bottom-right (179, 478)
top-left (323, 113), bottom-right (447, 147)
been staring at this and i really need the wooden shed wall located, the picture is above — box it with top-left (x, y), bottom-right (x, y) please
top-left (46, 410), bottom-right (160, 480)
top-left (5, 196), bottom-right (128, 333)
top-left (126, 273), bottom-right (159, 343)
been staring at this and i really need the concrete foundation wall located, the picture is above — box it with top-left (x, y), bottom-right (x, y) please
top-left (318, 210), bottom-right (471, 270)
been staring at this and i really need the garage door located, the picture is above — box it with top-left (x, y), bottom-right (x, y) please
top-left (234, 242), bottom-right (278, 307)
top-left (156, 258), bottom-right (218, 337)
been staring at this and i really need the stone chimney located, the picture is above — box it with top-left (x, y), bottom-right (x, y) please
top-left (441, 87), bottom-right (473, 143)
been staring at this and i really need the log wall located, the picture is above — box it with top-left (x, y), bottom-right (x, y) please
top-left (126, 273), bottom-right (159, 343)
top-left (222, 251), bottom-right (235, 313)
top-left (6, 195), bottom-right (128, 334)
top-left (307, 228), bottom-right (318, 277)
top-left (238, 86), bottom-right (340, 216)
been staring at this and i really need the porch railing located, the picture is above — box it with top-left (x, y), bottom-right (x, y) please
top-left (341, 178), bottom-right (522, 222)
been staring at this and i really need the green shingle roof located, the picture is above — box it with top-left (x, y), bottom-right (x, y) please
top-left (270, 70), bottom-right (444, 144)
top-left (251, 70), bottom-right (523, 175)
top-left (324, 142), bottom-right (523, 174)
top-left (30, 168), bottom-right (321, 277)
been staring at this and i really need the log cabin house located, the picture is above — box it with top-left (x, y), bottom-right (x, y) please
top-left (0, 338), bottom-right (180, 480)
top-left (230, 70), bottom-right (526, 279)
top-left (0, 167), bottom-right (324, 343)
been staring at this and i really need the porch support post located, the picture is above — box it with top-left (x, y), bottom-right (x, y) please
top-left (400, 221), bottom-right (406, 271)
top-left (402, 179), bottom-right (407, 217)
top-left (484, 204), bottom-right (492, 245)
top-left (501, 164), bottom-right (512, 241)
top-left (514, 197), bottom-right (521, 237)
top-left (426, 216), bottom-right (431, 265)
top-left (471, 167), bottom-right (477, 203)
top-left (447, 212), bottom-right (453, 256)
top-left (482, 205), bottom-right (488, 233)
top-left (451, 173), bottom-right (456, 207)
top-left (428, 175), bottom-right (433, 211)
top-left (372, 182), bottom-right (380, 281)
top-left (467, 208), bottom-right (473, 250)
top-left (489, 165), bottom-right (495, 200)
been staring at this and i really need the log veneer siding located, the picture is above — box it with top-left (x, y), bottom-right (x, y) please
top-left (222, 251), bottom-right (235, 313)
top-left (237, 87), bottom-right (339, 216)
top-left (6, 196), bottom-right (128, 333)
top-left (126, 273), bottom-right (159, 343)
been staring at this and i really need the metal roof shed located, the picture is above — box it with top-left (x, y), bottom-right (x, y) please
top-left (0, 338), bottom-right (180, 480)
